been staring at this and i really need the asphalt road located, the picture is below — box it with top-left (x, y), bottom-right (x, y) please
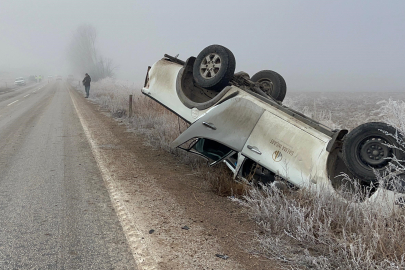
top-left (0, 81), bottom-right (136, 269)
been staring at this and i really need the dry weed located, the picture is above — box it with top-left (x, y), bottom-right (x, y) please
top-left (204, 163), bottom-right (248, 197)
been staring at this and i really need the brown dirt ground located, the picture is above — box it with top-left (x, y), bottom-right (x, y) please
top-left (69, 85), bottom-right (279, 270)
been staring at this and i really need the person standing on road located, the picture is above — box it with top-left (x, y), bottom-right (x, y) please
top-left (82, 73), bottom-right (91, 98)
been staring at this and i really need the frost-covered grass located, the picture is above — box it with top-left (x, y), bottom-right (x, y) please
top-left (86, 78), bottom-right (405, 269)
top-left (88, 78), bottom-right (188, 153)
top-left (233, 182), bottom-right (405, 269)
top-left (283, 91), bottom-right (405, 130)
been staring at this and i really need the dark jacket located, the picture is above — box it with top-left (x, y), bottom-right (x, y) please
top-left (82, 75), bottom-right (91, 86)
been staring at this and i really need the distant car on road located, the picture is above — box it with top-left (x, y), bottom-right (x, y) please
top-left (14, 77), bottom-right (26, 86)
top-left (56, 75), bottom-right (62, 81)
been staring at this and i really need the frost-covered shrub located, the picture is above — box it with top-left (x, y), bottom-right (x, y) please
top-left (373, 99), bottom-right (405, 194)
top-left (233, 181), bottom-right (405, 269)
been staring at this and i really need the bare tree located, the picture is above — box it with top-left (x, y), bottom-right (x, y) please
top-left (68, 24), bottom-right (115, 81)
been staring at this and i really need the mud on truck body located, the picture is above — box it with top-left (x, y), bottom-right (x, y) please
top-left (142, 44), bottom-right (405, 207)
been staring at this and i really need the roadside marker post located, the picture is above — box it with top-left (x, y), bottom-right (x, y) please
top-left (129, 95), bottom-right (133, 118)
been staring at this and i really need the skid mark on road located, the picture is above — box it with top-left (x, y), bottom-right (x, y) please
top-left (68, 87), bottom-right (156, 270)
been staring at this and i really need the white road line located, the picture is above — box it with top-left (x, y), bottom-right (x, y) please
top-left (33, 90), bottom-right (36, 93)
top-left (24, 94), bottom-right (30, 98)
top-left (68, 87), bottom-right (157, 270)
top-left (7, 100), bottom-right (19, 106)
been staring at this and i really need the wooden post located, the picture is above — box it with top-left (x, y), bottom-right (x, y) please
top-left (129, 95), bottom-right (133, 117)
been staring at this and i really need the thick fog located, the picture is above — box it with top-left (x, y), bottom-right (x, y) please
top-left (1, 0), bottom-right (404, 91)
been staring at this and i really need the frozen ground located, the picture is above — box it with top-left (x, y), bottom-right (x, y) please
top-left (284, 91), bottom-right (405, 130)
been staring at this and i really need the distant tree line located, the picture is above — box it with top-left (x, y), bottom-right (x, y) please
top-left (68, 24), bottom-right (115, 81)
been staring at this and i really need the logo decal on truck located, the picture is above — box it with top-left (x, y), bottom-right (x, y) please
top-left (272, 150), bottom-right (283, 162)
top-left (270, 139), bottom-right (295, 156)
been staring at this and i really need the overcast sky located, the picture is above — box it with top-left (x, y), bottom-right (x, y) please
top-left (1, 0), bottom-right (404, 91)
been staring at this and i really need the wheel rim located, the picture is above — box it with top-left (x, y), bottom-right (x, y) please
top-left (257, 78), bottom-right (274, 95)
top-left (199, 53), bottom-right (222, 79)
top-left (358, 136), bottom-right (392, 169)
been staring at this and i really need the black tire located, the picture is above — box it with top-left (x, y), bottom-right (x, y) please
top-left (251, 70), bottom-right (287, 102)
top-left (193, 45), bottom-right (236, 91)
top-left (342, 122), bottom-right (404, 183)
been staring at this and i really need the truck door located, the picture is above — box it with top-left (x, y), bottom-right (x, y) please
top-left (241, 110), bottom-right (329, 187)
top-left (171, 97), bottom-right (264, 163)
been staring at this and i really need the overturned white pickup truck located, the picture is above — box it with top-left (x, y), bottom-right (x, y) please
top-left (142, 44), bottom-right (404, 205)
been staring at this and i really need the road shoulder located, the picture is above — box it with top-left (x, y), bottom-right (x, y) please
top-left (68, 84), bottom-right (277, 270)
